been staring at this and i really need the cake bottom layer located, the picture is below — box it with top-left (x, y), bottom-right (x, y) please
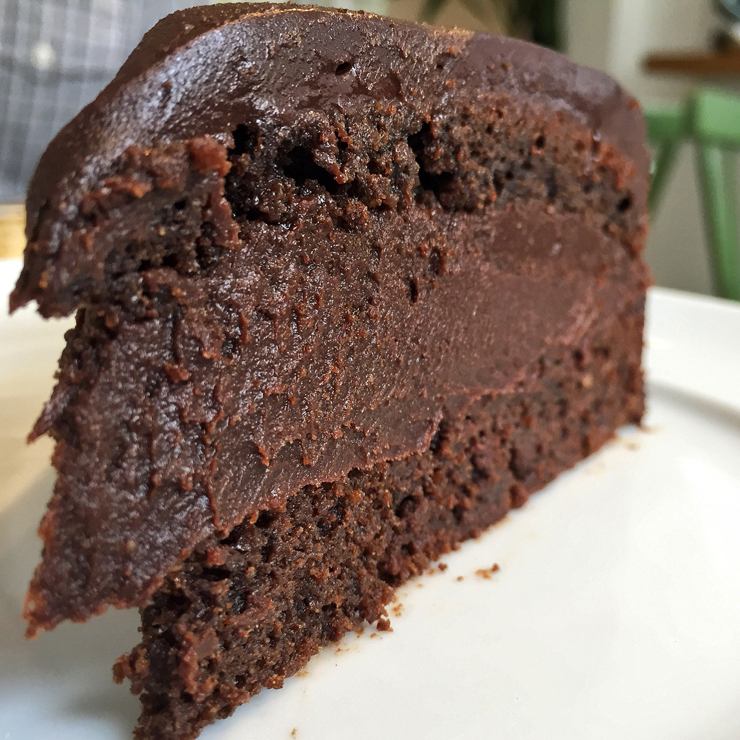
top-left (115, 301), bottom-right (644, 740)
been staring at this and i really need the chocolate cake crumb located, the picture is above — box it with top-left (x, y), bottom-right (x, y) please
top-left (376, 618), bottom-right (393, 633)
top-left (475, 564), bottom-right (500, 579)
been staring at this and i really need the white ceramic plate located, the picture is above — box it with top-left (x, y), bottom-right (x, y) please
top-left (1, 258), bottom-right (739, 740)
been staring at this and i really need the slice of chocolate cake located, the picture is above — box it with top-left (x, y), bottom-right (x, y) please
top-left (11, 4), bottom-right (649, 739)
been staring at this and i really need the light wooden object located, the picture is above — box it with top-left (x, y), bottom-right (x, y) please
top-left (0, 205), bottom-right (25, 260)
top-left (644, 49), bottom-right (740, 77)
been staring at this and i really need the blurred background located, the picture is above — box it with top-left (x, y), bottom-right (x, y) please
top-left (1, 0), bottom-right (739, 299)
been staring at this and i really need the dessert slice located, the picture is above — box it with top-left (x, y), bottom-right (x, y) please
top-left (11, 4), bottom-right (649, 739)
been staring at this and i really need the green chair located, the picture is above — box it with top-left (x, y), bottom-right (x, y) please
top-left (645, 89), bottom-right (740, 301)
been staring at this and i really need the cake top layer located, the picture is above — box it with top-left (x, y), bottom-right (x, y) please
top-left (13, 2), bottom-right (645, 317)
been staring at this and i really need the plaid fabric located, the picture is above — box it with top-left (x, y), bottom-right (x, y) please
top-left (0, 0), bottom-right (201, 203)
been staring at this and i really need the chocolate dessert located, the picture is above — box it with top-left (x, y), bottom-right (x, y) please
top-left (11, 4), bottom-right (649, 739)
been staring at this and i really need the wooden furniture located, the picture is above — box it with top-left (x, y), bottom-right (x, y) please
top-left (644, 49), bottom-right (740, 77)
top-left (0, 205), bottom-right (25, 260)
top-left (646, 90), bottom-right (740, 301)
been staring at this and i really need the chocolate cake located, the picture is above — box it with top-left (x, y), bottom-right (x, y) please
top-left (11, 4), bottom-right (649, 739)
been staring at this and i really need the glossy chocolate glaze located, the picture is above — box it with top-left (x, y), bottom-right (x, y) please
top-left (11, 4), bottom-right (649, 631)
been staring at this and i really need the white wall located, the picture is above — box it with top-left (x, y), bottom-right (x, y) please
top-left (567, 0), bottom-right (723, 295)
